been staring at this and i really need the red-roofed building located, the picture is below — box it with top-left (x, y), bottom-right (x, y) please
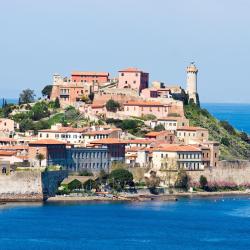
top-left (71, 71), bottom-right (109, 84)
top-left (152, 144), bottom-right (203, 171)
top-left (118, 67), bottom-right (149, 93)
top-left (145, 131), bottom-right (176, 144)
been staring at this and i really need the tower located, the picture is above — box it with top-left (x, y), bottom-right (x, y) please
top-left (186, 62), bottom-right (199, 104)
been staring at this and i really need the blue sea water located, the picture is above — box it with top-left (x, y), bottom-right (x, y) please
top-left (1, 197), bottom-right (250, 250)
top-left (202, 103), bottom-right (250, 134)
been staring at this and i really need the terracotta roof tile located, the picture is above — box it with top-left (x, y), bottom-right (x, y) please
top-left (29, 139), bottom-right (66, 145)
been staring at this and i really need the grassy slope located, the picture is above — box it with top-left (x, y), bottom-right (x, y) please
top-left (184, 103), bottom-right (250, 160)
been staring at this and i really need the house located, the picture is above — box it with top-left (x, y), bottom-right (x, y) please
top-left (71, 71), bottom-right (109, 84)
top-left (123, 139), bottom-right (156, 149)
top-left (82, 128), bottom-right (122, 146)
top-left (118, 67), bottom-right (149, 93)
top-left (125, 147), bottom-right (153, 168)
top-left (176, 126), bottom-right (209, 144)
top-left (145, 131), bottom-right (176, 144)
top-left (28, 139), bottom-right (67, 167)
top-left (152, 145), bottom-right (203, 171)
top-left (38, 124), bottom-right (88, 145)
top-left (0, 118), bottom-right (19, 137)
top-left (123, 101), bottom-right (170, 118)
top-left (147, 117), bottom-right (189, 132)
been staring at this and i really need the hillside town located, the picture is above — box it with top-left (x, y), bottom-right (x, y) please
top-left (1, 63), bottom-right (249, 200)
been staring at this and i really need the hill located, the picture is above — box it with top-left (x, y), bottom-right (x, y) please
top-left (184, 103), bottom-right (250, 160)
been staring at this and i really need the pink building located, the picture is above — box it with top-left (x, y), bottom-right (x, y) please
top-left (118, 67), bottom-right (149, 93)
top-left (123, 101), bottom-right (170, 118)
top-left (71, 71), bottom-right (109, 84)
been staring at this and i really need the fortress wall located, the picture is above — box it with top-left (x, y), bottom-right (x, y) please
top-left (0, 170), bottom-right (68, 201)
top-left (188, 161), bottom-right (250, 186)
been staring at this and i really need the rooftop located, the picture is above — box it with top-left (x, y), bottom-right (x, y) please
top-left (119, 67), bottom-right (145, 73)
top-left (29, 139), bottom-right (67, 145)
top-left (71, 71), bottom-right (109, 76)
top-left (89, 138), bottom-right (126, 145)
top-left (154, 145), bottom-right (201, 152)
top-left (177, 126), bottom-right (207, 131)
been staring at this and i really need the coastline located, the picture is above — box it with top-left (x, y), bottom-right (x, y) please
top-left (46, 190), bottom-right (250, 203)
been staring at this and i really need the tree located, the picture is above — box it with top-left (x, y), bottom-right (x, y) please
top-left (199, 175), bottom-right (208, 189)
top-left (36, 153), bottom-right (45, 167)
top-left (221, 137), bottom-right (230, 146)
top-left (106, 99), bottom-right (120, 112)
top-left (31, 102), bottom-right (50, 121)
top-left (83, 179), bottom-right (98, 191)
top-left (175, 170), bottom-right (190, 190)
top-left (88, 93), bottom-right (94, 102)
top-left (19, 118), bottom-right (34, 132)
top-left (54, 97), bottom-right (60, 109)
top-left (145, 171), bottom-right (161, 194)
top-left (108, 168), bottom-right (133, 191)
top-left (19, 89), bottom-right (36, 104)
top-left (154, 124), bottom-right (165, 132)
top-left (68, 179), bottom-right (82, 191)
top-left (42, 85), bottom-right (53, 98)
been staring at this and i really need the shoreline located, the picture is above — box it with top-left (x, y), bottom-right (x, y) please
top-left (1, 190), bottom-right (250, 204)
top-left (46, 190), bottom-right (250, 203)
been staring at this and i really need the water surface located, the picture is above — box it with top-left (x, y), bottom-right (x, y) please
top-left (1, 197), bottom-right (250, 250)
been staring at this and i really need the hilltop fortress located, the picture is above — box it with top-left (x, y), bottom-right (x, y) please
top-left (50, 63), bottom-right (198, 113)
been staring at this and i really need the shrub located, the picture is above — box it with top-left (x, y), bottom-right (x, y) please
top-left (175, 170), bottom-right (190, 190)
top-left (145, 171), bottom-right (161, 194)
top-left (220, 120), bottom-right (236, 135)
top-left (221, 137), bottom-right (230, 146)
top-left (106, 99), bottom-right (120, 112)
top-left (154, 124), bottom-right (165, 132)
top-left (199, 175), bottom-right (208, 189)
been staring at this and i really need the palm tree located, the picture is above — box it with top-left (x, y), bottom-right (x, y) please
top-left (36, 153), bottom-right (45, 167)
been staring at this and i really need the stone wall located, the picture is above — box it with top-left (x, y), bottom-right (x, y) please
top-left (188, 160), bottom-right (250, 186)
top-left (0, 170), bottom-right (68, 201)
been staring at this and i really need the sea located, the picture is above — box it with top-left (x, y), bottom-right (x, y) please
top-left (1, 197), bottom-right (250, 250)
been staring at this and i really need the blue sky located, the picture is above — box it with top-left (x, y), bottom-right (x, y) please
top-left (0, 0), bottom-right (250, 103)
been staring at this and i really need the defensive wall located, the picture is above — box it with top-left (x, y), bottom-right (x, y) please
top-left (0, 170), bottom-right (68, 202)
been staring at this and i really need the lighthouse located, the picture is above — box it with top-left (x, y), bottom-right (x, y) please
top-left (186, 62), bottom-right (199, 104)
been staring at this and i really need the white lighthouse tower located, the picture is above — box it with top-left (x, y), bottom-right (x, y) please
top-left (186, 62), bottom-right (199, 104)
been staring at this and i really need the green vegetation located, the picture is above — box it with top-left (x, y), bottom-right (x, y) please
top-left (145, 171), bottom-right (161, 194)
top-left (199, 175), bottom-right (208, 189)
top-left (154, 124), bottom-right (165, 132)
top-left (19, 89), bottom-right (36, 104)
top-left (175, 170), bottom-right (190, 190)
top-left (184, 102), bottom-right (250, 160)
top-left (106, 118), bottom-right (147, 137)
top-left (106, 99), bottom-right (120, 112)
top-left (108, 168), bottom-right (134, 191)
top-left (41, 85), bottom-right (53, 98)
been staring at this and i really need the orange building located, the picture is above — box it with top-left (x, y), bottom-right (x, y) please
top-left (71, 71), bottom-right (109, 84)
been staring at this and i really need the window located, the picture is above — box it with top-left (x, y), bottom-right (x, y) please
top-left (121, 73), bottom-right (124, 76)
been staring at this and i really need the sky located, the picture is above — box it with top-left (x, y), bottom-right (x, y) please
top-left (0, 0), bottom-right (250, 103)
